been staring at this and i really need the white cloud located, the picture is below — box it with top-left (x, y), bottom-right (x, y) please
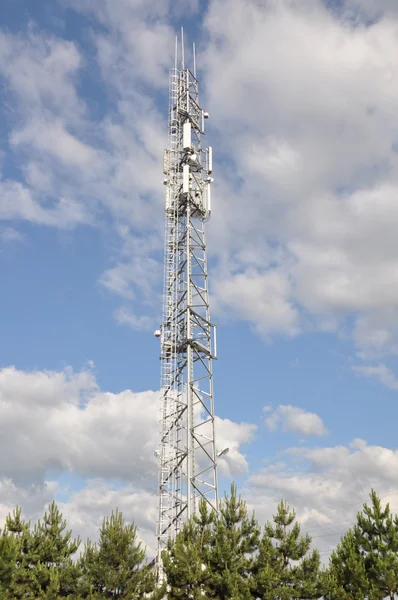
top-left (0, 365), bottom-right (157, 486)
top-left (246, 437), bottom-right (398, 558)
top-left (0, 16), bottom-right (168, 332)
top-left (11, 119), bottom-right (99, 167)
top-left (212, 268), bottom-right (299, 339)
top-left (353, 312), bottom-right (398, 357)
top-left (199, 0), bottom-right (398, 350)
top-left (98, 230), bottom-right (163, 326)
top-left (59, 481), bottom-right (158, 555)
top-left (115, 308), bottom-right (158, 332)
top-left (352, 363), bottom-right (398, 390)
top-left (0, 478), bottom-right (158, 556)
top-left (0, 28), bottom-right (82, 118)
top-left (0, 479), bottom-right (58, 527)
top-left (0, 30), bottom-right (92, 228)
top-left (3, 0), bottom-right (398, 353)
top-left (0, 362), bottom-right (255, 554)
top-left (215, 417), bottom-right (257, 476)
top-left (0, 179), bottom-right (89, 228)
top-left (0, 227), bottom-right (23, 244)
top-left (66, 0), bottom-right (175, 87)
top-left (265, 405), bottom-right (328, 437)
top-left (100, 256), bottom-right (161, 301)
top-left (0, 17), bottom-right (167, 232)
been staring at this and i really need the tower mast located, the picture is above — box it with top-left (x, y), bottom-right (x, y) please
top-left (155, 31), bottom-right (218, 576)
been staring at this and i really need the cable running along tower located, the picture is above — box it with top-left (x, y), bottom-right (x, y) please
top-left (155, 32), bottom-right (218, 573)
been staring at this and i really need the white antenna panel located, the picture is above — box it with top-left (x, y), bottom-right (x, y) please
top-left (166, 186), bottom-right (171, 210)
top-left (183, 164), bottom-right (190, 193)
top-left (208, 147), bottom-right (213, 174)
top-left (163, 149), bottom-right (169, 175)
top-left (183, 122), bottom-right (192, 151)
top-left (206, 183), bottom-right (211, 214)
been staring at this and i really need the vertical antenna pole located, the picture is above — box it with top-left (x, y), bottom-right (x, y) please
top-left (175, 36), bottom-right (178, 72)
top-left (181, 27), bottom-right (185, 70)
top-left (193, 42), bottom-right (196, 78)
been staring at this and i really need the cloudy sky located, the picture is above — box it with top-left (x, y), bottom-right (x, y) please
top-left (2, 0), bottom-right (398, 558)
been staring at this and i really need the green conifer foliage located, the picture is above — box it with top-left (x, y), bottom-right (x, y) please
top-left (0, 527), bottom-right (19, 596)
top-left (207, 484), bottom-right (260, 600)
top-left (4, 506), bottom-right (35, 599)
top-left (33, 501), bottom-right (81, 597)
top-left (163, 485), bottom-right (260, 600)
top-left (3, 502), bottom-right (80, 598)
top-left (327, 490), bottom-right (398, 600)
top-left (80, 508), bottom-right (155, 599)
top-left (162, 499), bottom-right (215, 600)
top-left (326, 528), bottom-right (373, 600)
top-left (255, 500), bottom-right (325, 600)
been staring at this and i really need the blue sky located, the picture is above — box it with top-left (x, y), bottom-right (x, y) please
top-left (1, 0), bottom-right (398, 556)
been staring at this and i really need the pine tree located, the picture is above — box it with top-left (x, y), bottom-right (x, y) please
top-left (255, 500), bottom-right (325, 600)
top-left (162, 499), bottom-right (215, 599)
top-left (327, 490), bottom-right (398, 600)
top-left (163, 485), bottom-right (260, 600)
top-left (206, 484), bottom-right (260, 600)
top-left (4, 502), bottom-right (80, 598)
top-left (30, 501), bottom-right (81, 597)
top-left (4, 506), bottom-right (35, 599)
top-left (326, 529), bottom-right (374, 600)
top-left (0, 527), bottom-right (19, 596)
top-left (358, 490), bottom-right (398, 599)
top-left (79, 508), bottom-right (155, 599)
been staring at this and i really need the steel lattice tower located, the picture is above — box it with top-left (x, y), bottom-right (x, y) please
top-left (155, 33), bottom-right (218, 576)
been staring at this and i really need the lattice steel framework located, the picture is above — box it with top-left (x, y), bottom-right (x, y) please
top-left (155, 34), bottom-right (218, 575)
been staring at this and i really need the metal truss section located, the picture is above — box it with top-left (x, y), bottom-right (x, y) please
top-left (155, 35), bottom-right (218, 576)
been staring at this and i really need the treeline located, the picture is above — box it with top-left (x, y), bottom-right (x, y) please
top-left (1, 486), bottom-right (398, 599)
top-left (0, 503), bottom-right (154, 599)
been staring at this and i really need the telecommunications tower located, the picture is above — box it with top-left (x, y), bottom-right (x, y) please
top-left (155, 31), bottom-right (218, 574)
